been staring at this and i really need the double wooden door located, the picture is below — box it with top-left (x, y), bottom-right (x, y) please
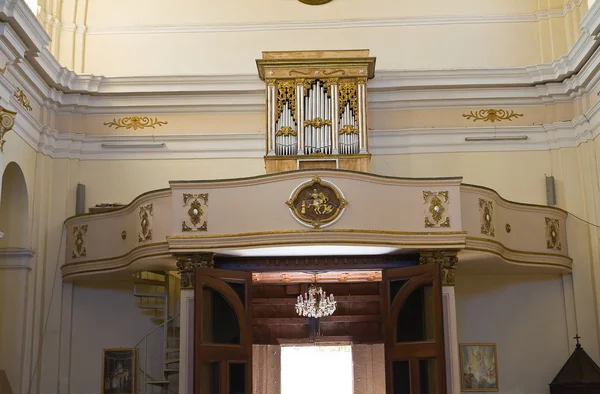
top-left (194, 263), bottom-right (446, 394)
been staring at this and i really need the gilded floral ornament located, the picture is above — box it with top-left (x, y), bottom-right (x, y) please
top-left (423, 191), bottom-right (450, 228)
top-left (304, 117), bottom-right (332, 129)
top-left (286, 176), bottom-right (348, 229)
top-left (479, 199), bottom-right (495, 237)
top-left (14, 87), bottom-right (32, 111)
top-left (339, 125), bottom-right (358, 135)
top-left (72, 225), bottom-right (88, 259)
top-left (103, 116), bottom-right (168, 130)
top-left (419, 249), bottom-right (458, 286)
top-left (182, 193), bottom-right (208, 232)
top-left (277, 80), bottom-right (297, 122)
top-left (338, 82), bottom-right (358, 121)
top-left (462, 109), bottom-right (523, 123)
top-left (276, 126), bottom-right (297, 136)
top-left (138, 204), bottom-right (153, 242)
top-left (545, 217), bottom-right (562, 250)
top-left (0, 106), bottom-right (16, 152)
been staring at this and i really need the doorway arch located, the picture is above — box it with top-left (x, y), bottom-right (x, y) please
top-left (0, 161), bottom-right (30, 248)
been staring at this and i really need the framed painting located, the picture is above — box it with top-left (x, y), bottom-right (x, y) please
top-left (459, 343), bottom-right (499, 392)
top-left (101, 348), bottom-right (137, 394)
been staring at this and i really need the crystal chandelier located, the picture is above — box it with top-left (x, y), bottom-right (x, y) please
top-left (295, 284), bottom-right (336, 318)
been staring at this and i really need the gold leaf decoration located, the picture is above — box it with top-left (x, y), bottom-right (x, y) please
top-left (182, 193), bottom-right (208, 232)
top-left (138, 204), bottom-right (153, 242)
top-left (277, 80), bottom-right (297, 122)
top-left (103, 116), bottom-right (168, 130)
top-left (304, 117), bottom-right (332, 129)
top-left (462, 109), bottom-right (523, 123)
top-left (0, 107), bottom-right (16, 152)
top-left (276, 126), bottom-right (297, 136)
top-left (14, 87), bottom-right (32, 111)
top-left (423, 191), bottom-right (451, 228)
top-left (0, 63), bottom-right (8, 74)
top-left (72, 225), bottom-right (88, 259)
top-left (545, 217), bottom-right (562, 251)
top-left (339, 125), bottom-right (358, 135)
top-left (338, 82), bottom-right (358, 121)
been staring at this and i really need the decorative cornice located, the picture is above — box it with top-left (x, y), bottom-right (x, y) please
top-left (0, 247), bottom-right (35, 270)
top-left (6, 98), bottom-right (600, 160)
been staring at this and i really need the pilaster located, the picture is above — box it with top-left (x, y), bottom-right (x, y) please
top-left (419, 249), bottom-right (460, 394)
top-left (175, 252), bottom-right (215, 290)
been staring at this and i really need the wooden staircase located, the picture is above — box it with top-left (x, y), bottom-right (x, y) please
top-left (134, 271), bottom-right (180, 394)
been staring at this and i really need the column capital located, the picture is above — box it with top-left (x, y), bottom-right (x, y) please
top-left (419, 249), bottom-right (459, 286)
top-left (175, 252), bottom-right (215, 289)
top-left (0, 107), bottom-right (17, 152)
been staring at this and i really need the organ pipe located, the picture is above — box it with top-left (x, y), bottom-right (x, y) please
top-left (267, 78), bottom-right (364, 157)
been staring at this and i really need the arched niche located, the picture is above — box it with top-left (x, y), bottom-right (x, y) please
top-left (0, 161), bottom-right (30, 248)
top-left (0, 162), bottom-right (31, 394)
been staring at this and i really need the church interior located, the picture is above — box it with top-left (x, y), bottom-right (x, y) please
top-left (2, 0), bottom-right (600, 393)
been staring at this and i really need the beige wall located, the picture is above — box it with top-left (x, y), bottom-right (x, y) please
top-left (36, 0), bottom-right (588, 75)
top-left (455, 273), bottom-right (571, 393)
top-left (69, 280), bottom-right (159, 394)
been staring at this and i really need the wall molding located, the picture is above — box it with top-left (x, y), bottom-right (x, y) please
top-left (9, 98), bottom-right (600, 160)
top-left (0, 0), bottom-right (598, 159)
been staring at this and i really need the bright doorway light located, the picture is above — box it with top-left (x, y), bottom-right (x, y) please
top-left (281, 345), bottom-right (353, 394)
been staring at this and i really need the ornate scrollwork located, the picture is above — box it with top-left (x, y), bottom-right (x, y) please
top-left (176, 253), bottom-right (215, 289)
top-left (419, 249), bottom-right (458, 286)
top-left (14, 87), bottom-right (32, 111)
top-left (546, 217), bottom-right (562, 250)
top-left (182, 193), bottom-right (208, 232)
top-left (72, 225), bottom-right (88, 259)
top-left (423, 191), bottom-right (450, 228)
top-left (138, 204), bottom-right (153, 242)
top-left (462, 109), bottom-right (523, 123)
top-left (479, 199), bottom-right (495, 237)
top-left (277, 80), bottom-right (297, 122)
top-left (0, 106), bottom-right (16, 152)
top-left (338, 82), bottom-right (358, 121)
top-left (304, 117), bottom-right (332, 129)
top-left (103, 116), bottom-right (168, 130)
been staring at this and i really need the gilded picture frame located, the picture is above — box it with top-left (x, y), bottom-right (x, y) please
top-left (101, 348), bottom-right (137, 394)
top-left (459, 343), bottom-right (499, 392)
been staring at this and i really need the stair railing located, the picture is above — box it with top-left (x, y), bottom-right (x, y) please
top-left (135, 314), bottom-right (180, 394)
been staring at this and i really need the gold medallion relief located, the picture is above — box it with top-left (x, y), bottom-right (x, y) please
top-left (545, 217), bottom-right (562, 250)
top-left (138, 204), bottom-right (153, 242)
top-left (479, 199), bottom-right (495, 237)
top-left (424, 191), bottom-right (450, 228)
top-left (182, 193), bottom-right (208, 232)
top-left (72, 225), bottom-right (88, 259)
top-left (286, 176), bottom-right (348, 229)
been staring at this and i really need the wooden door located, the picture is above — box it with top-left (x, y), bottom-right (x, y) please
top-left (381, 264), bottom-right (446, 394)
top-left (194, 268), bottom-right (253, 394)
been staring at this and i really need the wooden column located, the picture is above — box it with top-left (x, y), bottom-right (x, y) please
top-left (420, 249), bottom-right (460, 394)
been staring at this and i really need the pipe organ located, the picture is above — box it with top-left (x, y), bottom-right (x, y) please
top-left (257, 50), bottom-right (376, 173)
